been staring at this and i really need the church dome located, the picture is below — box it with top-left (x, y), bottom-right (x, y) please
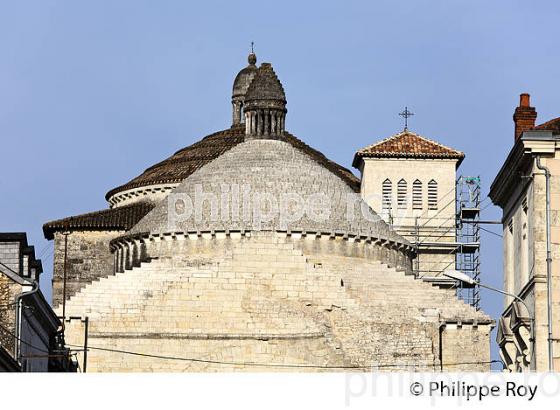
top-left (129, 138), bottom-right (406, 247)
top-left (104, 125), bottom-right (360, 207)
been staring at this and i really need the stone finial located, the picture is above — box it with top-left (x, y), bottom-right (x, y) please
top-left (248, 52), bottom-right (257, 66)
top-left (249, 41), bottom-right (257, 65)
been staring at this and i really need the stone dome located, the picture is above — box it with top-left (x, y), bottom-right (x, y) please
top-left (103, 125), bottom-right (360, 207)
top-left (231, 52), bottom-right (259, 126)
top-left (232, 54), bottom-right (258, 100)
top-left (130, 138), bottom-right (407, 248)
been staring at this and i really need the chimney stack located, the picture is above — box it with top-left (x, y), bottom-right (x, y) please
top-left (513, 93), bottom-right (537, 141)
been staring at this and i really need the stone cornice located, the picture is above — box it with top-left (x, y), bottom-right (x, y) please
top-left (490, 131), bottom-right (557, 209)
top-left (89, 332), bottom-right (325, 340)
top-left (501, 273), bottom-right (546, 318)
top-left (107, 183), bottom-right (178, 208)
top-left (489, 140), bottom-right (527, 208)
top-left (109, 229), bottom-right (417, 255)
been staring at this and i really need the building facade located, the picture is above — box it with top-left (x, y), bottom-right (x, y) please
top-left (0, 233), bottom-right (71, 372)
top-left (490, 94), bottom-right (560, 371)
top-left (353, 130), bottom-right (465, 284)
top-left (43, 52), bottom-right (493, 372)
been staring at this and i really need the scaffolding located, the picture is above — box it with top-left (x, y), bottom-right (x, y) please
top-left (401, 175), bottom-right (482, 309)
top-left (455, 176), bottom-right (481, 309)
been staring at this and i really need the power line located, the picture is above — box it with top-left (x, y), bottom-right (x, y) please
top-left (0, 322), bottom-right (50, 354)
top-left (480, 226), bottom-right (502, 238)
top-left (415, 185), bottom-right (457, 224)
top-left (0, 260), bottom-right (21, 277)
top-left (39, 246), bottom-right (55, 265)
top-left (38, 241), bottom-right (54, 259)
top-left (480, 200), bottom-right (494, 213)
top-left (66, 343), bottom-right (501, 370)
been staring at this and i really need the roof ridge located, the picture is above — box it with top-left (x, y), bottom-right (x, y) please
top-left (357, 130), bottom-right (463, 156)
top-left (356, 131), bottom-right (404, 153)
top-left (352, 129), bottom-right (464, 169)
top-left (534, 116), bottom-right (560, 131)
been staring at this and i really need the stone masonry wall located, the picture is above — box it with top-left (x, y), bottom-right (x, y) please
top-left (52, 230), bottom-right (124, 307)
top-left (500, 155), bottom-right (560, 371)
top-left (0, 241), bottom-right (22, 354)
top-left (62, 232), bottom-right (492, 372)
top-left (441, 323), bottom-right (492, 371)
top-left (0, 274), bottom-right (21, 355)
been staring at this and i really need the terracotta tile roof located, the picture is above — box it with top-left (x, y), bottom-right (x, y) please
top-left (106, 124), bottom-right (360, 200)
top-left (534, 117), bottom-right (560, 135)
top-left (43, 202), bottom-right (155, 240)
top-left (353, 130), bottom-right (464, 167)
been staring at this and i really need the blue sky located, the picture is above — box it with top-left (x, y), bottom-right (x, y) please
top-left (1, 1), bottom-right (559, 369)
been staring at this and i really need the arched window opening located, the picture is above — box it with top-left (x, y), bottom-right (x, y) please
top-left (397, 179), bottom-right (407, 209)
top-left (382, 179), bottom-right (392, 212)
top-left (428, 180), bottom-right (438, 210)
top-left (412, 180), bottom-right (422, 210)
top-left (240, 102), bottom-right (244, 123)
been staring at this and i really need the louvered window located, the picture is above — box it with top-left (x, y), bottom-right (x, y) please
top-left (428, 180), bottom-right (438, 210)
top-left (397, 179), bottom-right (407, 209)
top-left (412, 179), bottom-right (422, 209)
top-left (382, 179), bottom-right (392, 211)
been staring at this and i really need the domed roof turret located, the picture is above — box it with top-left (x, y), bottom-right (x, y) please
top-left (232, 53), bottom-right (258, 100)
top-left (231, 52), bottom-right (259, 125)
top-left (243, 63), bottom-right (287, 138)
top-left (244, 63), bottom-right (286, 104)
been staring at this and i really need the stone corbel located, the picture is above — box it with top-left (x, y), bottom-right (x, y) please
top-left (510, 301), bottom-right (532, 366)
top-left (497, 316), bottom-right (516, 372)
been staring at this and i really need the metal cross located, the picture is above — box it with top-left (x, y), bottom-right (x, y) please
top-left (399, 106), bottom-right (414, 130)
top-left (251, 41), bottom-right (254, 53)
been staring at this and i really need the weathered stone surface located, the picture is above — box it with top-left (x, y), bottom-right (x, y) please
top-left (52, 231), bottom-right (124, 307)
top-left (131, 139), bottom-right (407, 248)
top-left (0, 274), bottom-right (19, 354)
top-left (47, 53), bottom-right (493, 373)
top-left (62, 232), bottom-right (492, 372)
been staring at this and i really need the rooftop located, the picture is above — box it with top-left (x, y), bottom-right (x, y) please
top-left (43, 202), bottom-right (155, 240)
top-left (534, 116), bottom-right (560, 135)
top-left (353, 129), bottom-right (464, 168)
top-left (106, 125), bottom-right (360, 201)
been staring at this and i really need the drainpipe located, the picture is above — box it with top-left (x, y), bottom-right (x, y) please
top-left (14, 280), bottom-right (39, 365)
top-left (439, 322), bottom-right (445, 372)
top-left (535, 156), bottom-right (553, 371)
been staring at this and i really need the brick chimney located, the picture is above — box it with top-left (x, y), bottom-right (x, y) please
top-left (513, 93), bottom-right (537, 141)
